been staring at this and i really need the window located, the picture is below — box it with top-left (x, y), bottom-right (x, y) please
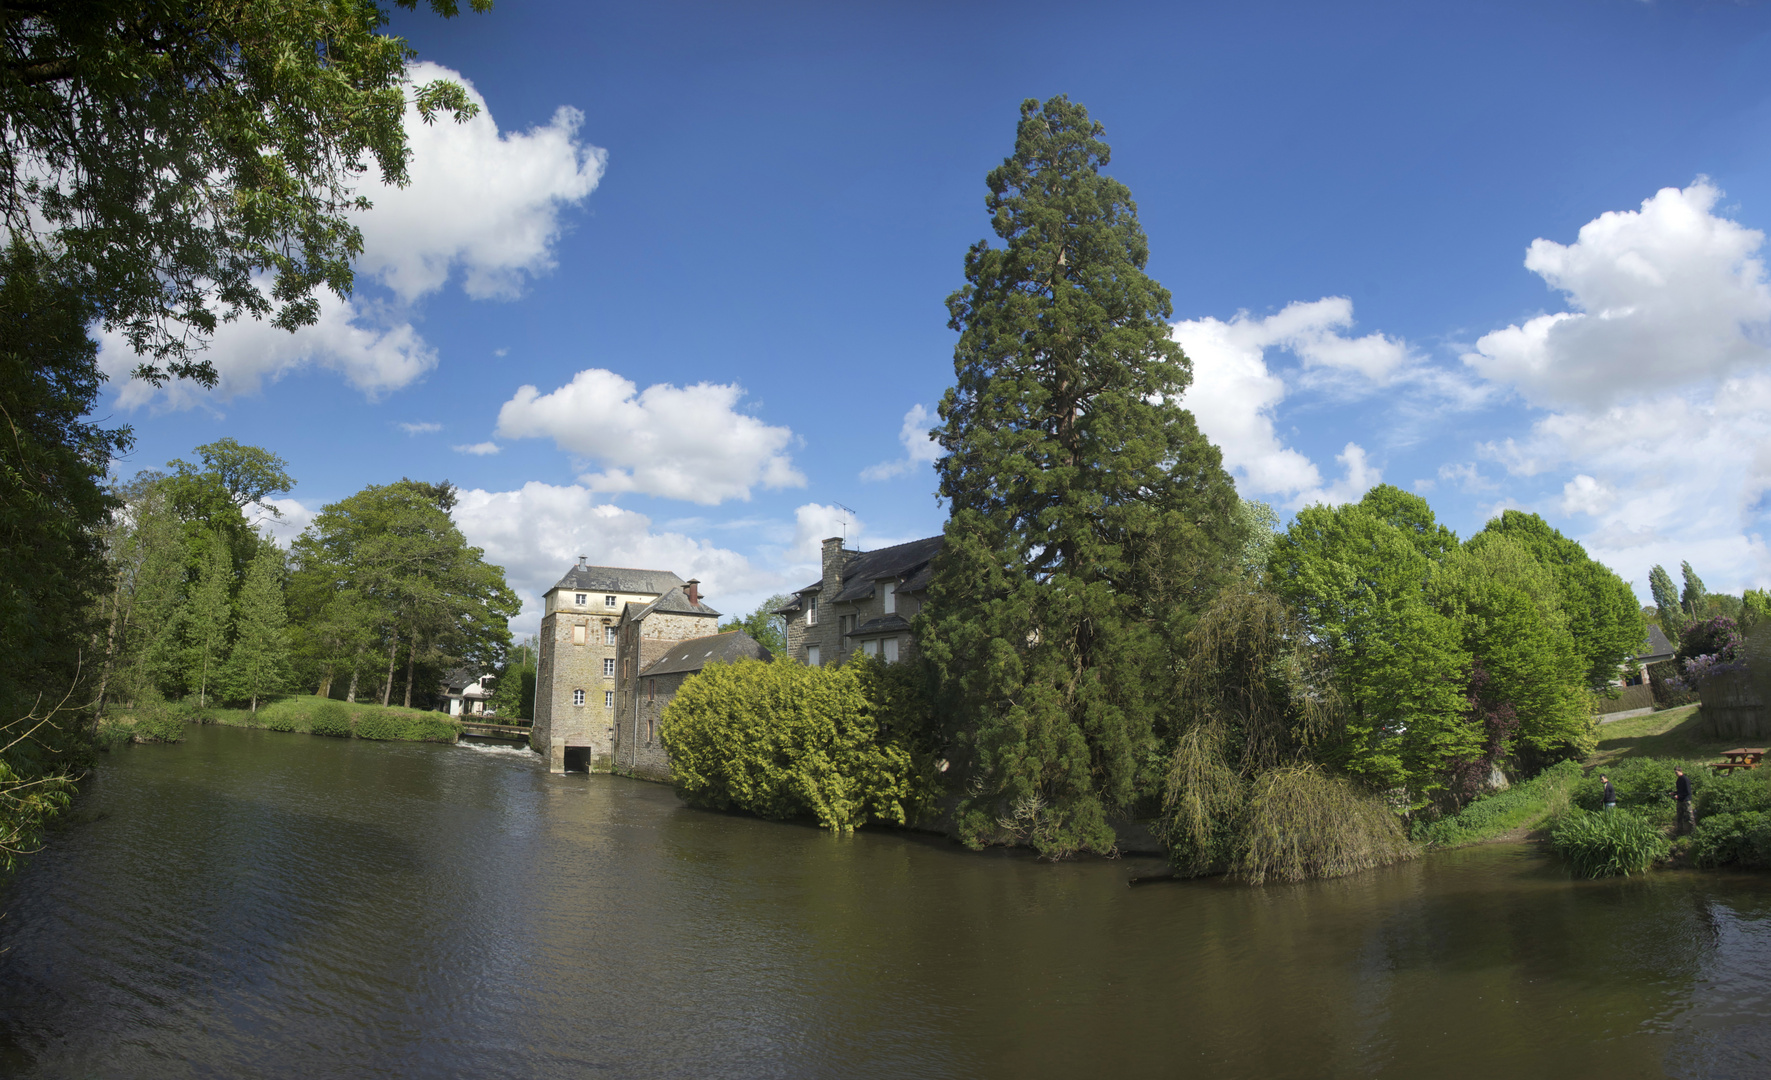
top-left (575, 593), bottom-right (587, 606)
top-left (572, 624), bottom-right (587, 646)
top-left (862, 639), bottom-right (879, 658)
top-left (603, 658), bottom-right (616, 678)
top-left (883, 581), bottom-right (896, 614)
top-left (883, 637), bottom-right (900, 663)
top-left (605, 690), bottom-right (615, 709)
top-left (647, 679), bottom-right (654, 703)
top-left (605, 625), bottom-right (618, 646)
top-left (648, 715), bottom-right (656, 743)
top-left (605, 594), bottom-right (617, 608)
top-left (806, 596), bottom-right (818, 625)
top-left (573, 689), bottom-right (585, 706)
top-left (806, 645), bottom-right (821, 667)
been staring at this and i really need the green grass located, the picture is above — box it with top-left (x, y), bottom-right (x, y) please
top-left (1411, 760), bottom-right (1583, 848)
top-left (1587, 704), bottom-right (1731, 768)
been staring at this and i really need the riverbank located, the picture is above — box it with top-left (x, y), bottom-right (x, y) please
top-left (101, 696), bottom-right (481, 745)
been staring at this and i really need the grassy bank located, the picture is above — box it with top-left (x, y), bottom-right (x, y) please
top-left (101, 696), bottom-right (477, 745)
top-left (1587, 704), bottom-right (1720, 767)
top-left (1410, 760), bottom-right (1584, 848)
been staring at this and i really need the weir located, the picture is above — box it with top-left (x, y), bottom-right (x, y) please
top-left (458, 720), bottom-right (531, 741)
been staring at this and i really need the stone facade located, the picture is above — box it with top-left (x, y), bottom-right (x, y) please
top-left (613, 629), bottom-right (773, 781)
top-left (532, 562), bottom-right (712, 773)
top-left (779, 535), bottom-right (941, 668)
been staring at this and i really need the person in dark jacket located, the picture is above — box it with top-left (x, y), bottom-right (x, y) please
top-left (1601, 775), bottom-right (1616, 812)
top-left (1672, 768), bottom-right (1694, 834)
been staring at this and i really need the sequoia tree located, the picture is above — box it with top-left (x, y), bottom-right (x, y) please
top-left (922, 96), bottom-right (1243, 859)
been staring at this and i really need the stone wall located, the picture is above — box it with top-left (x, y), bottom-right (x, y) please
top-left (533, 607), bottom-right (620, 772)
top-left (614, 670), bottom-right (688, 781)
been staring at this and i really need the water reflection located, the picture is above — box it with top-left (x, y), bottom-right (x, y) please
top-left (1, 725), bottom-right (1768, 1078)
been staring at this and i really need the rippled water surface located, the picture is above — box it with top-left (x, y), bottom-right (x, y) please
top-left (4, 725), bottom-right (1771, 1078)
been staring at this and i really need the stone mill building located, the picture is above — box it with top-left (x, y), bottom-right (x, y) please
top-left (531, 559), bottom-right (770, 774)
top-left (775, 535), bottom-right (942, 668)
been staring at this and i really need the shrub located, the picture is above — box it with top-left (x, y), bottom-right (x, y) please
top-left (94, 717), bottom-right (135, 751)
top-left (352, 713), bottom-right (409, 741)
top-left (264, 712), bottom-right (297, 733)
top-left (131, 710), bottom-right (186, 743)
top-left (1234, 765), bottom-right (1415, 884)
top-left (310, 703), bottom-right (352, 738)
top-left (1412, 760), bottom-right (1582, 847)
top-left (1570, 758), bottom-right (1702, 825)
top-left (662, 657), bottom-right (931, 833)
top-left (1550, 809), bottom-right (1670, 877)
top-left (407, 716), bottom-right (461, 743)
top-left (1648, 660), bottom-right (1699, 709)
top-left (1695, 769), bottom-right (1771, 820)
top-left (1678, 616), bottom-right (1741, 666)
top-left (1690, 810), bottom-right (1771, 869)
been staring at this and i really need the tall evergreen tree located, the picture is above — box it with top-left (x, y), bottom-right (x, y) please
top-left (183, 531), bottom-right (234, 708)
top-left (1680, 561), bottom-right (1707, 618)
top-left (222, 541), bottom-right (293, 712)
top-left (1649, 564), bottom-right (1684, 639)
top-left (922, 96), bottom-right (1242, 858)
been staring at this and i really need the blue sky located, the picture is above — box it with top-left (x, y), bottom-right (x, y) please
top-left (97, 0), bottom-right (1771, 634)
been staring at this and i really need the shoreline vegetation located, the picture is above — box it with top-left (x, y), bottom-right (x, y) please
top-left (97, 696), bottom-right (474, 747)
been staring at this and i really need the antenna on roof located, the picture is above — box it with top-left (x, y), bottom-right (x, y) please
top-left (835, 503), bottom-right (855, 542)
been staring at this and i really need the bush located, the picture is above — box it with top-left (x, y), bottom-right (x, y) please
top-left (352, 712), bottom-right (409, 741)
top-left (94, 717), bottom-right (135, 751)
top-left (662, 657), bottom-right (931, 833)
top-left (131, 711), bottom-right (186, 743)
top-left (1648, 660), bottom-right (1699, 709)
top-left (310, 703), bottom-right (352, 738)
top-left (407, 716), bottom-right (461, 743)
top-left (1412, 760), bottom-right (1582, 847)
top-left (1570, 758), bottom-right (1702, 825)
top-left (264, 712), bottom-right (297, 733)
top-left (1234, 765), bottom-right (1415, 884)
top-left (1695, 768), bottom-right (1771, 820)
top-left (1550, 809), bottom-right (1670, 877)
top-left (1690, 810), bottom-right (1771, 869)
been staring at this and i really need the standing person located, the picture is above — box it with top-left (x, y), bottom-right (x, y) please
top-left (1672, 767), bottom-right (1694, 834)
top-left (1601, 775), bottom-right (1617, 812)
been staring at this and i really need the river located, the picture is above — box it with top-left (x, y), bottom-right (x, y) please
top-left (2, 725), bottom-right (1769, 1078)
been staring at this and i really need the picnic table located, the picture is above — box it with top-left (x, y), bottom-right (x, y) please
top-left (1709, 748), bottom-right (1767, 773)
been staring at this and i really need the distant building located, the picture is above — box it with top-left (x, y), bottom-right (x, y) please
top-left (1622, 624), bottom-right (1678, 686)
top-left (532, 558), bottom-right (770, 775)
top-left (776, 535), bottom-right (941, 668)
top-left (441, 669), bottom-right (495, 717)
top-left (616, 629), bottom-right (773, 780)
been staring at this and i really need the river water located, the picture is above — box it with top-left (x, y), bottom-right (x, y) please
top-left (2, 726), bottom-right (1770, 1078)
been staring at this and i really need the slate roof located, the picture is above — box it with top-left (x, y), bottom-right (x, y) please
top-left (1639, 624), bottom-right (1676, 659)
top-left (440, 666), bottom-right (481, 693)
top-left (639, 630), bottom-right (772, 677)
top-left (850, 613), bottom-right (912, 637)
top-left (776, 535), bottom-right (944, 612)
top-left (627, 584), bottom-right (721, 621)
top-left (549, 564), bottom-right (684, 596)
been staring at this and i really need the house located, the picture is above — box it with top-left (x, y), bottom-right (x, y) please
top-left (441, 669), bottom-right (495, 717)
top-left (1622, 624), bottom-right (1678, 686)
top-left (776, 535), bottom-right (942, 667)
top-left (615, 629), bottom-right (773, 780)
top-left (531, 559), bottom-right (719, 773)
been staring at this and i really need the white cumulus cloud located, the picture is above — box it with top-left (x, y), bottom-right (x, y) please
top-left (494, 368), bottom-right (805, 505)
top-left (454, 441), bottom-right (501, 456)
top-left (399, 421), bottom-right (442, 435)
top-left (1464, 180), bottom-right (1771, 410)
top-left (860, 404), bottom-right (942, 481)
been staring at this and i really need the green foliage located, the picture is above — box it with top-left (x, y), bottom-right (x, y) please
top-left (662, 658), bottom-right (930, 833)
top-left (352, 712), bottom-right (407, 741)
top-left (407, 716), bottom-right (463, 743)
top-left (220, 540), bottom-right (294, 710)
top-left (487, 636), bottom-right (538, 720)
top-left (718, 596), bottom-right (790, 656)
top-left (1681, 561), bottom-right (1707, 618)
top-left (182, 530), bottom-right (235, 708)
top-left (1233, 499), bottom-right (1281, 580)
top-left (1550, 809), bottom-right (1670, 877)
top-left (130, 708), bottom-right (187, 744)
top-left (1650, 564), bottom-right (1686, 641)
top-left (1269, 487), bottom-right (1475, 805)
top-left (1689, 811), bottom-right (1771, 869)
top-left (1647, 659), bottom-right (1698, 709)
top-left (924, 96), bottom-right (1243, 858)
top-left (0, 0), bottom-right (490, 381)
top-left (1411, 760), bottom-right (1583, 847)
top-left (264, 712), bottom-right (298, 733)
top-left (1570, 758), bottom-right (1700, 825)
top-left (310, 703), bottom-right (353, 738)
top-left (1233, 765), bottom-right (1415, 884)
top-left (1695, 769), bottom-right (1771, 819)
top-left (1477, 511), bottom-right (1644, 689)
top-left (0, 757), bottom-right (72, 874)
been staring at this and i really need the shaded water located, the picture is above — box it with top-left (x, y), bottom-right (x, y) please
top-left (3, 726), bottom-right (1770, 1078)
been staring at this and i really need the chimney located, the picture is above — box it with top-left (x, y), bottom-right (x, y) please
top-left (821, 536), bottom-right (846, 591)
top-left (576, 554), bottom-right (586, 569)
top-left (685, 578), bottom-right (701, 606)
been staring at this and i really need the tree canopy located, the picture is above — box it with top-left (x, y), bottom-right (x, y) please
top-left (921, 95), bottom-right (1243, 858)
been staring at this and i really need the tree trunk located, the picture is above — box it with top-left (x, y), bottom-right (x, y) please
top-left (346, 661), bottom-right (359, 703)
top-left (317, 664), bottom-right (334, 699)
top-left (380, 636), bottom-right (397, 707)
top-left (403, 638), bottom-right (416, 709)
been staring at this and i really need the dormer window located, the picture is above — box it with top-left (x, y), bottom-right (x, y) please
top-left (575, 593), bottom-right (587, 606)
